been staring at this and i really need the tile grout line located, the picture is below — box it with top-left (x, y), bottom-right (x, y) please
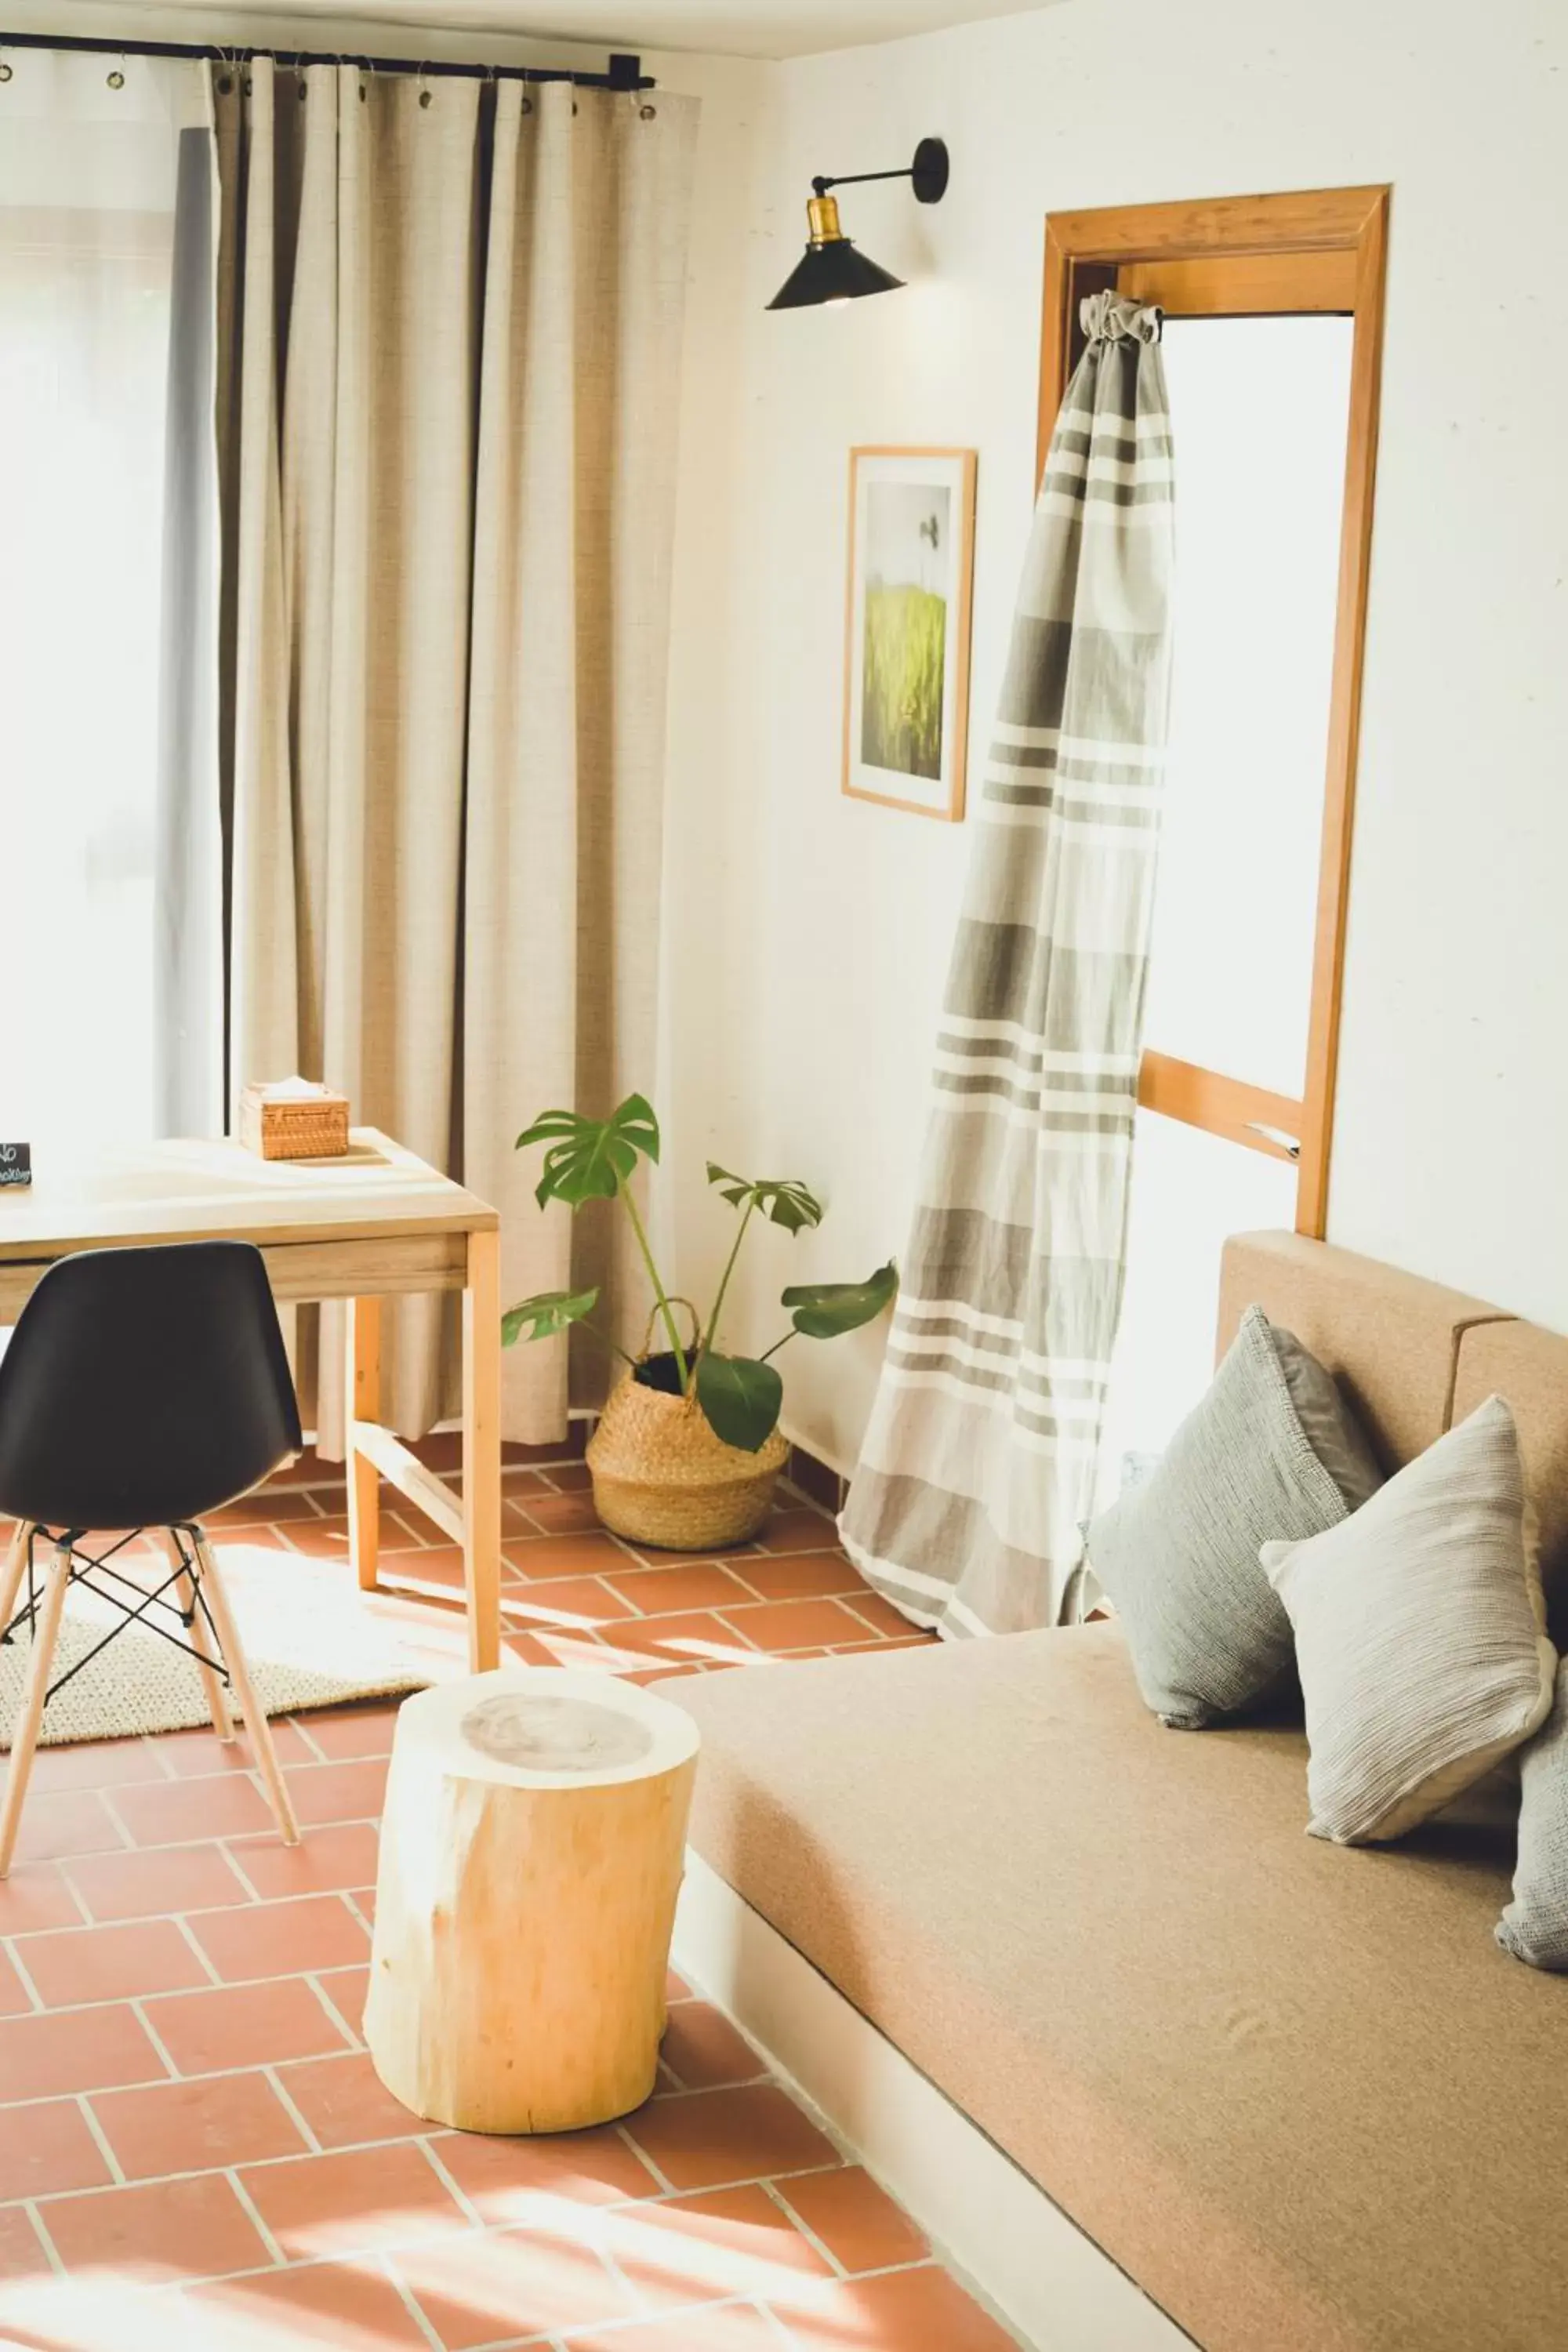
top-left (3, 1924), bottom-right (379, 2007)
top-left (260, 2061), bottom-right (324, 2157)
top-left (1, 2047), bottom-right (364, 2114)
top-left (144, 1730), bottom-right (182, 1784)
top-left (285, 1710), bottom-right (332, 1766)
top-left (215, 1838), bottom-right (272, 1906)
top-left (170, 1911), bottom-right (226, 1988)
top-left (20, 2195), bottom-right (65, 2277)
top-left (374, 2243), bottom-right (448, 2352)
top-left (760, 2174), bottom-right (851, 2281)
top-left (299, 1969), bottom-right (365, 2051)
top-left (127, 1994), bottom-right (181, 2082)
top-left (339, 1887), bottom-right (376, 1936)
top-left (223, 2162), bottom-right (289, 2267)
top-left (39, 1871), bottom-right (95, 1931)
top-left (613, 2120), bottom-right (677, 2198)
top-left (416, 2134), bottom-right (489, 2229)
top-left (74, 2092), bottom-right (127, 2187)
top-left (9, 2125), bottom-right (841, 2208)
top-left (93, 1788), bottom-right (142, 1858)
top-left (3, 1936), bottom-right (46, 2015)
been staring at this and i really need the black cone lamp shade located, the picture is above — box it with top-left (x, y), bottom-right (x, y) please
top-left (768, 198), bottom-right (905, 309)
top-left (768, 136), bottom-right (949, 311)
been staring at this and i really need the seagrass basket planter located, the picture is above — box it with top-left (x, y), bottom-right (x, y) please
top-left (504, 1097), bottom-right (895, 1544)
top-left (587, 1308), bottom-right (788, 1550)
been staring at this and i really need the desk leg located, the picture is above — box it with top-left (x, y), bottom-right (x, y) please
top-left (347, 1295), bottom-right (382, 1595)
top-left (463, 1227), bottom-right (502, 1673)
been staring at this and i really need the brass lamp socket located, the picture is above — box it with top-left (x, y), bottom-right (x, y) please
top-left (806, 193), bottom-right (844, 245)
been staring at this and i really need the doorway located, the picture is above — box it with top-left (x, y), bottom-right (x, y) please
top-left (1036, 187), bottom-right (1391, 1475)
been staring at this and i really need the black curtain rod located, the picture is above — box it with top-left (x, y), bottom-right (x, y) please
top-left (0, 28), bottom-right (654, 89)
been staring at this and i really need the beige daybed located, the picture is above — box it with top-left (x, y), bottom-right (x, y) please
top-left (667, 1232), bottom-right (1568, 2352)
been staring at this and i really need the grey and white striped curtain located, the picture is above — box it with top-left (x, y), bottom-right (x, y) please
top-left (840, 294), bottom-right (1174, 1637)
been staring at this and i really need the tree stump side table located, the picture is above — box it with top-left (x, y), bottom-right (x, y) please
top-left (365, 1667), bottom-right (700, 2135)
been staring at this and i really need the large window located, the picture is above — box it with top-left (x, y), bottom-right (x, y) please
top-left (0, 55), bottom-right (204, 1144)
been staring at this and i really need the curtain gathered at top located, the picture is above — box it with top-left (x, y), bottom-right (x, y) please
top-left (209, 61), bottom-right (699, 1448)
top-left (840, 294), bottom-right (1175, 1637)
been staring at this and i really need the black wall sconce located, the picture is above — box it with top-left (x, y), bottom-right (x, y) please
top-left (767, 136), bottom-right (949, 310)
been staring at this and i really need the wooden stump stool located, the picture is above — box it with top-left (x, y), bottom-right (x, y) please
top-left (365, 1668), bottom-right (699, 2135)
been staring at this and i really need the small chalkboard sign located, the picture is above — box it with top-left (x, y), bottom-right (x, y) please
top-left (0, 1145), bottom-right (31, 1189)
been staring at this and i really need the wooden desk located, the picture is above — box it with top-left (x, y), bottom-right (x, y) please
top-left (0, 1130), bottom-right (503, 1671)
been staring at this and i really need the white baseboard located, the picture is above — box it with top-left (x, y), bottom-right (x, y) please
top-left (673, 1850), bottom-right (1192, 2352)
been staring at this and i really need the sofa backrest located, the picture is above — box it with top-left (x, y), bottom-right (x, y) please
top-left (1454, 1319), bottom-right (1568, 1588)
top-left (1218, 1228), bottom-right (1568, 1592)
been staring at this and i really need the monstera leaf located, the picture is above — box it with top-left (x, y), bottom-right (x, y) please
top-left (781, 1261), bottom-right (898, 1340)
top-left (706, 1164), bottom-right (823, 1236)
top-left (515, 1094), bottom-right (660, 1209)
top-left (695, 1350), bottom-right (785, 1454)
top-left (501, 1288), bottom-right (600, 1349)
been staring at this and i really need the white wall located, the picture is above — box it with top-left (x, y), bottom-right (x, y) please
top-left (13, 0), bottom-right (1566, 1469)
top-left (661, 0), bottom-right (1568, 1472)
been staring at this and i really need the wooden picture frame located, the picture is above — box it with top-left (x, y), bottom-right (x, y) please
top-left (1037, 187), bottom-right (1389, 1237)
top-left (842, 446), bottom-right (976, 821)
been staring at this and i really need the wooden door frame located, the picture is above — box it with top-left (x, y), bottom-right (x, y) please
top-left (1036, 185), bottom-right (1390, 1239)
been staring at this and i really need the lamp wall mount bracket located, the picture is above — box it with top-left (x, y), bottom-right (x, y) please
top-left (811, 136), bottom-right (949, 208)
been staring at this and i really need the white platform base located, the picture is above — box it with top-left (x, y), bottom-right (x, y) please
top-left (673, 1849), bottom-right (1192, 2352)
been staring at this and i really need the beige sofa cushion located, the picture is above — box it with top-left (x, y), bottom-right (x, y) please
top-left (670, 1628), bottom-right (1568, 2352)
top-left (1263, 1395), bottom-right (1556, 1842)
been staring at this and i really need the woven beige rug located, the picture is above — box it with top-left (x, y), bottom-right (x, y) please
top-left (0, 1547), bottom-right (434, 1748)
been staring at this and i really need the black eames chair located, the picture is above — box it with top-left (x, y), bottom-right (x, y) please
top-left (0, 1241), bottom-right (304, 1875)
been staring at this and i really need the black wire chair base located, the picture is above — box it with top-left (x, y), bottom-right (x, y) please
top-left (1, 1525), bottom-right (231, 1708)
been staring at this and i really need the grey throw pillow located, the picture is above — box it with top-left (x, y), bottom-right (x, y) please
top-left (1085, 1305), bottom-right (1381, 1728)
top-left (1264, 1395), bottom-right (1556, 1844)
top-left (1497, 1657), bottom-right (1568, 1969)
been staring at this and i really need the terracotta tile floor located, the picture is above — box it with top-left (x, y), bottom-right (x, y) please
top-left (0, 1447), bottom-right (1021, 2347)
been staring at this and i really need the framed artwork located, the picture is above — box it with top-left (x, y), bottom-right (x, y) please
top-left (843, 445), bottom-right (976, 821)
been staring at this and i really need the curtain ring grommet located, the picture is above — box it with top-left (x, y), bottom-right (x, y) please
top-left (0, 60), bottom-right (13, 82)
top-left (216, 71), bottom-right (234, 94)
top-left (107, 66), bottom-right (125, 89)
top-left (640, 103), bottom-right (656, 119)
top-left (521, 94), bottom-right (534, 112)
top-left (419, 88), bottom-right (433, 108)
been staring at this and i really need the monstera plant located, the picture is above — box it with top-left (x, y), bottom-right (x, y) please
top-left (502, 1093), bottom-right (895, 1454)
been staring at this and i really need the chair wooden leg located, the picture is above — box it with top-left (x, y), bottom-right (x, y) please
top-left (0, 1541), bottom-right (71, 1879)
top-left (165, 1530), bottom-right (233, 1743)
top-left (191, 1530), bottom-right (299, 1846)
top-left (0, 1520), bottom-right (35, 1643)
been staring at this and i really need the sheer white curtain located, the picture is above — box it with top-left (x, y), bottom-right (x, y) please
top-left (0, 51), bottom-right (218, 1146)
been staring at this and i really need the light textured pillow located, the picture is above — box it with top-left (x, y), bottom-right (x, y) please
top-left (1263, 1395), bottom-right (1556, 1845)
top-left (1085, 1305), bottom-right (1383, 1729)
top-left (1497, 1657), bottom-right (1568, 1969)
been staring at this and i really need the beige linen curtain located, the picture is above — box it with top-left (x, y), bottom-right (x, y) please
top-left (213, 62), bottom-right (698, 1447)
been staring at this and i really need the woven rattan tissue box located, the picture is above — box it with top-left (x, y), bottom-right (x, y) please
top-left (239, 1080), bottom-right (350, 1161)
